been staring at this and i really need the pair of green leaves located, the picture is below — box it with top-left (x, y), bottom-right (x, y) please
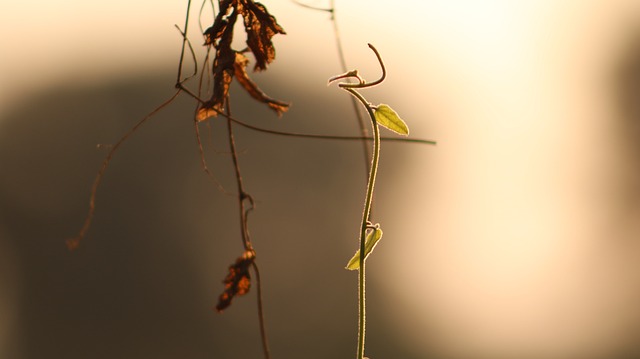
top-left (346, 226), bottom-right (383, 270)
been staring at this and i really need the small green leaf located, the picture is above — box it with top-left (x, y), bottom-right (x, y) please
top-left (374, 104), bottom-right (409, 135)
top-left (346, 227), bottom-right (383, 270)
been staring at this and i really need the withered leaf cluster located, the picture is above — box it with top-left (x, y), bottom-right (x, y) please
top-left (216, 249), bottom-right (256, 312)
top-left (197, 0), bottom-right (289, 121)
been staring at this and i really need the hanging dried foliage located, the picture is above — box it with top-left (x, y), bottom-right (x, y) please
top-left (197, 0), bottom-right (289, 121)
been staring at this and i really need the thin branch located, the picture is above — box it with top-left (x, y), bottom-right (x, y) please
top-left (225, 99), bottom-right (271, 359)
top-left (225, 101), bottom-right (251, 250)
top-left (66, 90), bottom-right (182, 250)
top-left (330, 0), bottom-right (372, 177)
top-left (294, 0), bottom-right (372, 179)
top-left (226, 115), bottom-right (437, 145)
top-left (291, 0), bottom-right (332, 13)
top-left (198, 0), bottom-right (216, 35)
top-left (193, 118), bottom-right (229, 194)
top-left (176, 0), bottom-right (194, 86)
top-left (174, 86), bottom-right (436, 145)
top-left (174, 25), bottom-right (199, 84)
top-left (251, 261), bottom-right (271, 359)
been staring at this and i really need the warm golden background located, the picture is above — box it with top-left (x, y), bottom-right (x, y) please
top-left (1, 1), bottom-right (640, 358)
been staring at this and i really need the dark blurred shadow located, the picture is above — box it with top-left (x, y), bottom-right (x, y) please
top-left (0, 69), bottom-right (426, 359)
top-left (615, 26), bottom-right (640, 217)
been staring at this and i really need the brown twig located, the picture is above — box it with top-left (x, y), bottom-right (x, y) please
top-left (66, 90), bottom-right (182, 250)
top-left (225, 99), bottom-right (271, 359)
top-left (176, 0), bottom-right (194, 86)
top-left (193, 116), bottom-right (229, 194)
top-left (252, 261), bottom-right (271, 359)
top-left (293, 0), bottom-right (372, 178)
top-left (176, 84), bottom-right (436, 145)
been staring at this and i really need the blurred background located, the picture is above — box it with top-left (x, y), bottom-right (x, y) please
top-left (1, 0), bottom-right (640, 358)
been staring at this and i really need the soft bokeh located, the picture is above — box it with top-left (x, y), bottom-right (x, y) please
top-left (1, 1), bottom-right (640, 358)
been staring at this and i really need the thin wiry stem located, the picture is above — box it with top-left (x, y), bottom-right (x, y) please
top-left (198, 0), bottom-right (216, 35)
top-left (225, 101), bottom-right (250, 249)
top-left (192, 9), bottom-right (227, 195)
top-left (67, 0), bottom-right (200, 249)
top-left (330, 0), bottom-right (372, 178)
top-left (290, 0), bottom-right (332, 12)
top-left (224, 116), bottom-right (436, 145)
top-left (293, 0), bottom-right (372, 178)
top-left (174, 24), bottom-right (199, 84)
top-left (193, 119), bottom-right (228, 194)
top-left (225, 100), bottom-right (271, 359)
top-left (66, 90), bottom-right (182, 250)
top-left (175, 84), bottom-right (436, 145)
top-left (251, 262), bottom-right (271, 359)
top-left (176, 0), bottom-right (194, 86)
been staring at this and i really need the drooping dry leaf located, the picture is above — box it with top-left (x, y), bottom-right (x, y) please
top-left (203, 0), bottom-right (284, 68)
top-left (234, 52), bottom-right (289, 116)
top-left (216, 250), bottom-right (256, 313)
top-left (198, 0), bottom-right (287, 121)
top-left (196, 45), bottom-right (235, 121)
top-left (236, 0), bottom-right (286, 71)
top-left (203, 0), bottom-right (234, 46)
top-left (198, 5), bottom-right (238, 121)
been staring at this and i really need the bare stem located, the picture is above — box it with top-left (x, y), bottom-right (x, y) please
top-left (66, 90), bottom-right (181, 250)
top-left (175, 83), bottom-right (436, 145)
top-left (225, 100), bottom-right (271, 359)
top-left (193, 118), bottom-right (228, 194)
top-left (252, 262), bottom-right (271, 359)
top-left (225, 115), bottom-right (436, 144)
top-left (330, 0), bottom-right (371, 178)
top-left (176, 0), bottom-right (193, 86)
top-left (293, 0), bottom-right (373, 178)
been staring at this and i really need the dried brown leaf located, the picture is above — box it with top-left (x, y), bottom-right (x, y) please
top-left (196, 45), bottom-right (235, 121)
top-left (203, 0), bottom-right (235, 47)
top-left (197, 0), bottom-right (287, 121)
top-left (216, 250), bottom-right (256, 313)
top-left (197, 9), bottom-right (237, 122)
top-left (237, 0), bottom-right (286, 71)
top-left (234, 52), bottom-right (289, 116)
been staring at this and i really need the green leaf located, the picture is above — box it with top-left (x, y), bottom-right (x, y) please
top-left (346, 227), bottom-right (383, 270)
top-left (374, 104), bottom-right (409, 135)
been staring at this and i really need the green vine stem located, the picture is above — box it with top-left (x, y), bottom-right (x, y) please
top-left (354, 91), bottom-right (379, 359)
top-left (330, 43), bottom-right (388, 359)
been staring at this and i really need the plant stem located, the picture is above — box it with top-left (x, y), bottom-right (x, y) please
top-left (293, 0), bottom-right (372, 177)
top-left (345, 88), bottom-right (380, 359)
top-left (329, 0), bottom-right (371, 178)
top-left (223, 115), bottom-right (435, 144)
top-left (225, 106), bottom-right (250, 250)
top-left (66, 91), bottom-right (181, 250)
top-left (225, 101), bottom-right (271, 359)
top-left (251, 262), bottom-right (270, 358)
top-left (175, 0), bottom-right (192, 85)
